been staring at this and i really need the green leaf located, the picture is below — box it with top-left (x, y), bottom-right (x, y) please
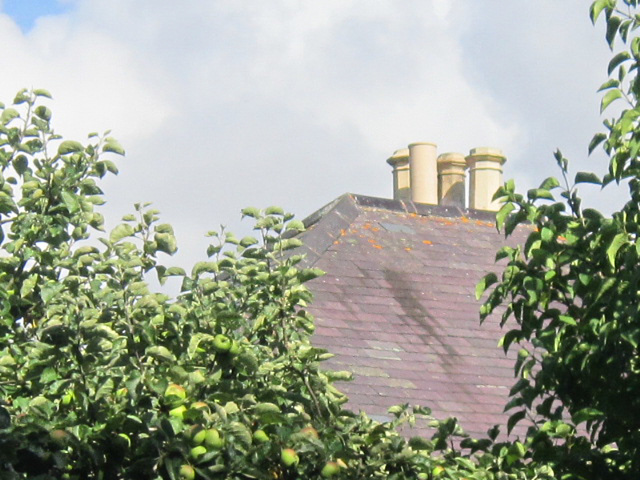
top-left (496, 202), bottom-right (515, 231)
top-left (58, 140), bottom-right (84, 155)
top-left (12, 156), bottom-right (28, 175)
top-left (297, 267), bottom-right (324, 283)
top-left (20, 274), bottom-right (39, 298)
top-left (226, 422), bottom-right (252, 449)
top-left (239, 236), bottom-right (258, 247)
top-left (34, 105), bottom-right (52, 122)
top-left (155, 232), bottom-right (178, 255)
top-left (606, 15), bottom-right (621, 48)
top-left (103, 137), bottom-right (125, 155)
top-left (41, 283), bottom-right (64, 304)
top-left (192, 261), bottom-right (219, 276)
top-left (538, 177), bottom-right (560, 190)
top-left (608, 51), bottom-right (631, 75)
top-left (559, 315), bottom-right (577, 326)
top-left (606, 232), bottom-right (627, 266)
top-left (476, 272), bottom-right (497, 300)
top-left (573, 407), bottom-right (603, 424)
top-left (145, 346), bottom-right (176, 362)
top-left (598, 78), bottom-right (620, 91)
top-left (575, 171), bottom-right (602, 185)
top-left (601, 89), bottom-right (623, 113)
top-left (61, 190), bottom-right (81, 213)
top-left (265, 206), bottom-right (284, 216)
top-left (110, 223), bottom-right (135, 243)
top-left (0, 108), bottom-right (19, 124)
top-left (241, 207), bottom-right (261, 218)
top-left (527, 188), bottom-right (554, 201)
top-left (507, 410), bottom-right (526, 434)
top-left (540, 227), bottom-right (554, 242)
top-left (588, 133), bottom-right (607, 154)
top-left (590, 0), bottom-right (609, 24)
top-left (33, 88), bottom-right (52, 99)
top-left (285, 220), bottom-right (305, 231)
top-left (166, 267), bottom-right (186, 276)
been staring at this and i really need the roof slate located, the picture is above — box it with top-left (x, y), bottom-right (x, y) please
top-left (298, 194), bottom-right (531, 439)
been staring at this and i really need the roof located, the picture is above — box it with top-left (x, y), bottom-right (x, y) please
top-left (297, 193), bottom-right (531, 439)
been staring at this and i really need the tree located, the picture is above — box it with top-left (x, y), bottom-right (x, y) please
top-left (478, 1), bottom-right (640, 478)
top-left (0, 90), bottom-right (547, 480)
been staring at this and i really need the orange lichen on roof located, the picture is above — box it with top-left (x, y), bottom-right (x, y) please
top-left (461, 216), bottom-right (469, 223)
top-left (362, 223), bottom-right (372, 229)
top-left (372, 244), bottom-right (383, 249)
top-left (371, 227), bottom-right (380, 232)
top-left (404, 247), bottom-right (412, 251)
top-left (475, 220), bottom-right (495, 227)
top-left (422, 240), bottom-right (432, 245)
top-left (340, 229), bottom-right (346, 236)
top-left (333, 240), bottom-right (340, 245)
top-left (368, 239), bottom-right (377, 244)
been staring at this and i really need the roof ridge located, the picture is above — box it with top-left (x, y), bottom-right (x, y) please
top-left (350, 194), bottom-right (499, 221)
top-left (301, 194), bottom-right (500, 232)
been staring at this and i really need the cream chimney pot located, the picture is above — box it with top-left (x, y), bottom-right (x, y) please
top-left (386, 148), bottom-right (410, 201)
top-left (437, 152), bottom-right (466, 208)
top-left (408, 142), bottom-right (438, 205)
top-left (466, 147), bottom-right (506, 211)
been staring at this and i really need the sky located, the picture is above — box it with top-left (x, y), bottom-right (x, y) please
top-left (0, 0), bottom-right (621, 271)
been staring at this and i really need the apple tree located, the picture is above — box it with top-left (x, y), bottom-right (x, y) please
top-left (0, 90), bottom-right (550, 480)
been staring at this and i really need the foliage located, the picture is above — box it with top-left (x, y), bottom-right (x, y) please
top-left (477, 1), bottom-right (640, 478)
top-left (0, 91), bottom-right (551, 479)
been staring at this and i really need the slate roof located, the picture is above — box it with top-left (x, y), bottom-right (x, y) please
top-left (297, 193), bottom-right (531, 439)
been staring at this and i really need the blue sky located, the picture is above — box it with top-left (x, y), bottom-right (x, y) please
top-left (2, 0), bottom-right (69, 31)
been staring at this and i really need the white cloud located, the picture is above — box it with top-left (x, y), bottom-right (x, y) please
top-left (0, 0), bottom-right (620, 268)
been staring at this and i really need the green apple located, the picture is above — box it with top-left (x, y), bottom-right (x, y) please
top-left (253, 429), bottom-right (269, 443)
top-left (190, 426), bottom-right (206, 445)
top-left (432, 466), bottom-right (445, 477)
top-left (169, 405), bottom-right (187, 419)
top-left (190, 445), bottom-right (207, 460)
top-left (321, 461), bottom-right (340, 477)
top-left (179, 464), bottom-right (195, 480)
top-left (165, 384), bottom-right (187, 399)
top-left (165, 384), bottom-right (187, 407)
top-left (204, 428), bottom-right (224, 449)
top-left (213, 334), bottom-right (232, 352)
top-left (281, 448), bottom-right (299, 467)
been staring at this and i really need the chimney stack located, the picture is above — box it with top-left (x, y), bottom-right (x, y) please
top-left (408, 142), bottom-right (438, 205)
top-left (386, 142), bottom-right (506, 211)
top-left (386, 148), bottom-right (410, 201)
top-left (437, 152), bottom-right (466, 208)
top-left (465, 147), bottom-right (506, 212)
